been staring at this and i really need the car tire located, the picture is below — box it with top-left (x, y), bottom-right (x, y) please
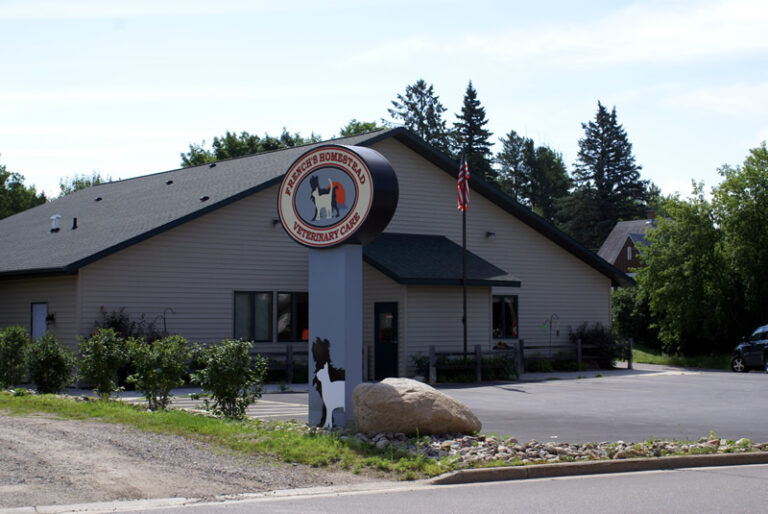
top-left (731, 356), bottom-right (747, 372)
top-left (764, 355), bottom-right (768, 373)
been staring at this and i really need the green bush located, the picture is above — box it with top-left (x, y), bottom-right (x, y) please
top-left (127, 335), bottom-right (190, 411)
top-left (410, 352), bottom-right (517, 382)
top-left (524, 359), bottom-right (554, 373)
top-left (25, 333), bottom-right (76, 393)
top-left (193, 339), bottom-right (268, 418)
top-left (570, 322), bottom-right (619, 369)
top-left (0, 326), bottom-right (30, 388)
top-left (78, 328), bottom-right (128, 400)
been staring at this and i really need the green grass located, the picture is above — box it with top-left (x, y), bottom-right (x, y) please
top-left (632, 344), bottom-right (730, 370)
top-left (0, 391), bottom-right (446, 479)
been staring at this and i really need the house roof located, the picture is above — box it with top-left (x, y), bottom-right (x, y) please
top-left (0, 127), bottom-right (632, 287)
top-left (363, 233), bottom-right (521, 287)
top-left (598, 219), bottom-right (657, 265)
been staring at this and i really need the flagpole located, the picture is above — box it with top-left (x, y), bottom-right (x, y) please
top-left (462, 201), bottom-right (468, 359)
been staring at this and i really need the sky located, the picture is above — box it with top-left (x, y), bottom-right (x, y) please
top-left (1, 0), bottom-right (766, 198)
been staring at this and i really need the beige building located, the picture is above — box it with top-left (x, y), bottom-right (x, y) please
top-left (0, 129), bottom-right (631, 378)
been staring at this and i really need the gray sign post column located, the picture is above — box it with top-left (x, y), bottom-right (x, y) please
top-left (308, 245), bottom-right (362, 428)
top-left (277, 144), bottom-right (398, 430)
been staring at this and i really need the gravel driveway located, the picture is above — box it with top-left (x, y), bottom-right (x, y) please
top-left (0, 414), bottom-right (370, 509)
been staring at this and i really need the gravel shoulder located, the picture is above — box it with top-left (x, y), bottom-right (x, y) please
top-left (0, 414), bottom-right (372, 509)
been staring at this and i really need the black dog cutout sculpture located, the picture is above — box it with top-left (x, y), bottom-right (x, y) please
top-left (311, 337), bottom-right (345, 428)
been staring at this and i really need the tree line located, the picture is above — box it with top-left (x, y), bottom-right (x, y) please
top-left (615, 143), bottom-right (768, 357)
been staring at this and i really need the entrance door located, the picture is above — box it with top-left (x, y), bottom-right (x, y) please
top-left (374, 302), bottom-right (398, 380)
top-left (31, 303), bottom-right (48, 340)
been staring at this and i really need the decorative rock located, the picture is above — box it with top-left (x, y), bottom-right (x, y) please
top-left (352, 378), bottom-right (482, 435)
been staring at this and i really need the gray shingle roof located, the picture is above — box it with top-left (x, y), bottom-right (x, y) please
top-left (0, 130), bottom-right (386, 276)
top-left (0, 127), bottom-right (632, 287)
top-left (363, 233), bottom-right (521, 287)
top-left (597, 219), bottom-right (656, 264)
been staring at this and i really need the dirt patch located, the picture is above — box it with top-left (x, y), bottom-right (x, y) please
top-left (0, 414), bottom-right (371, 509)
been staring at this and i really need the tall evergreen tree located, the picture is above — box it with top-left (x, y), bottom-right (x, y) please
top-left (387, 79), bottom-right (451, 153)
top-left (556, 102), bottom-right (648, 249)
top-left (496, 131), bottom-right (570, 222)
top-left (453, 81), bottom-right (494, 182)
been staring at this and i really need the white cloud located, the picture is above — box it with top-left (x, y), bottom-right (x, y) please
top-left (350, 0), bottom-right (768, 68)
top-left (667, 82), bottom-right (768, 117)
top-left (0, 0), bottom-right (324, 19)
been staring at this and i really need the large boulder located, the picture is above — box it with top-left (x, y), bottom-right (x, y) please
top-left (353, 378), bottom-right (482, 435)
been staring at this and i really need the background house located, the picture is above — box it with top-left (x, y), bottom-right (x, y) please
top-left (598, 212), bottom-right (657, 277)
top-left (0, 128), bottom-right (631, 378)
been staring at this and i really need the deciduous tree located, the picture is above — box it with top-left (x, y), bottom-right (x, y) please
top-left (339, 119), bottom-right (383, 137)
top-left (0, 159), bottom-right (47, 219)
top-left (58, 172), bottom-right (111, 196)
top-left (180, 129), bottom-right (321, 167)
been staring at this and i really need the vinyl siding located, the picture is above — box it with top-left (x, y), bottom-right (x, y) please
top-left (362, 264), bottom-right (405, 379)
top-left (0, 275), bottom-right (79, 350)
top-left (403, 285), bottom-right (490, 376)
top-left (369, 139), bottom-right (611, 352)
top-left (77, 183), bottom-right (310, 354)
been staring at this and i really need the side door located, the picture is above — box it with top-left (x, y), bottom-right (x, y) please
top-left (31, 303), bottom-right (48, 340)
top-left (374, 302), bottom-right (398, 380)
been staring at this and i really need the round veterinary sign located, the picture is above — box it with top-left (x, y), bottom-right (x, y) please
top-left (278, 145), bottom-right (398, 248)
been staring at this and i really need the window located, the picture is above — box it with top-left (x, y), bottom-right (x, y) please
top-left (627, 246), bottom-right (632, 261)
top-left (492, 295), bottom-right (518, 339)
top-left (277, 292), bottom-right (309, 342)
top-left (234, 292), bottom-right (272, 342)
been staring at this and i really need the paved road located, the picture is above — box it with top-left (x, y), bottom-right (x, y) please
top-left (130, 463), bottom-right (768, 513)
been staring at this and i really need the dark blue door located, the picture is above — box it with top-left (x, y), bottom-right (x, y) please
top-left (374, 302), bottom-right (398, 380)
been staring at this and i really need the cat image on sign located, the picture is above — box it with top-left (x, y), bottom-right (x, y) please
top-left (311, 337), bottom-right (345, 428)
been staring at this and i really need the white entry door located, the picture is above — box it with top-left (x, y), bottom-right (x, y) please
top-left (31, 303), bottom-right (48, 340)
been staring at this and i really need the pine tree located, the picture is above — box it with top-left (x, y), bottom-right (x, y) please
top-left (557, 102), bottom-right (648, 249)
top-left (387, 79), bottom-right (451, 153)
top-left (453, 81), bottom-right (494, 183)
top-left (496, 131), bottom-right (570, 221)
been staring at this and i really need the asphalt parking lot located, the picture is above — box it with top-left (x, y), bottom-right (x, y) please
top-left (441, 365), bottom-right (767, 443)
top-left (117, 364), bottom-right (767, 444)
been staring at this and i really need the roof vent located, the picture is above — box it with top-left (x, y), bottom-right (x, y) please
top-left (50, 214), bottom-right (61, 233)
top-left (72, 217), bottom-right (78, 230)
top-left (200, 195), bottom-right (210, 202)
top-left (166, 180), bottom-right (173, 185)
top-left (94, 196), bottom-right (102, 202)
top-left (208, 163), bottom-right (216, 168)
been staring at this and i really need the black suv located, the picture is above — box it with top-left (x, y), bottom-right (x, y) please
top-left (731, 324), bottom-right (768, 372)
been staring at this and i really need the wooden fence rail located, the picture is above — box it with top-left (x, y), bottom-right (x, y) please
top-left (427, 344), bottom-right (521, 385)
top-left (251, 345), bottom-right (308, 384)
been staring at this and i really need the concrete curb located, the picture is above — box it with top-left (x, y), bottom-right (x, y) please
top-left (429, 452), bottom-right (768, 485)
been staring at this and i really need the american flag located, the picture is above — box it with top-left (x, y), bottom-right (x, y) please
top-left (457, 153), bottom-right (470, 211)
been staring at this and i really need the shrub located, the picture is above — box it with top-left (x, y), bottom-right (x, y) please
top-left (570, 322), bottom-right (619, 369)
top-left (0, 326), bottom-right (30, 388)
top-left (409, 352), bottom-right (517, 382)
top-left (25, 333), bottom-right (77, 393)
top-left (127, 335), bottom-right (190, 411)
top-left (193, 339), bottom-right (268, 418)
top-left (78, 328), bottom-right (128, 400)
